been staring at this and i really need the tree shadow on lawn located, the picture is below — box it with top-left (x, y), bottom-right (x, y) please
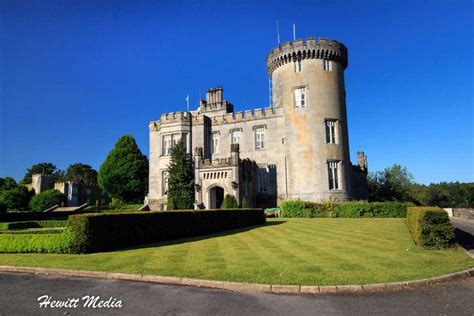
top-left (115, 221), bottom-right (287, 253)
top-left (454, 228), bottom-right (474, 251)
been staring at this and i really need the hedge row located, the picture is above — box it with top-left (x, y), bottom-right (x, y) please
top-left (0, 232), bottom-right (71, 253)
top-left (0, 210), bottom-right (92, 223)
top-left (0, 220), bottom-right (67, 231)
top-left (68, 209), bottom-right (265, 253)
top-left (280, 200), bottom-right (406, 218)
top-left (407, 206), bottom-right (455, 249)
top-left (0, 228), bottom-right (64, 235)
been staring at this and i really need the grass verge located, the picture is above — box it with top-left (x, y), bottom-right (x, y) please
top-left (0, 218), bottom-right (472, 285)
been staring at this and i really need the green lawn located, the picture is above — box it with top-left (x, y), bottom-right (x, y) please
top-left (0, 218), bottom-right (472, 285)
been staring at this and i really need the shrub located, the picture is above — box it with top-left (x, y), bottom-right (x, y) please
top-left (0, 232), bottom-right (71, 253)
top-left (0, 228), bottom-right (64, 235)
top-left (109, 198), bottom-right (125, 210)
top-left (0, 220), bottom-right (67, 231)
top-left (407, 206), bottom-right (455, 249)
top-left (281, 200), bottom-right (406, 218)
top-left (29, 190), bottom-right (66, 212)
top-left (241, 197), bottom-right (249, 208)
top-left (0, 211), bottom-right (81, 223)
top-left (221, 194), bottom-right (239, 209)
top-left (67, 209), bottom-right (265, 253)
top-left (280, 200), bottom-right (313, 217)
top-left (334, 202), bottom-right (406, 218)
top-left (0, 186), bottom-right (31, 212)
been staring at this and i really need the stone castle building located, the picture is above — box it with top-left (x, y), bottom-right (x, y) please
top-left (148, 37), bottom-right (368, 210)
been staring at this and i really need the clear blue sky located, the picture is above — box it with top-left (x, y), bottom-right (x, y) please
top-left (0, 0), bottom-right (472, 184)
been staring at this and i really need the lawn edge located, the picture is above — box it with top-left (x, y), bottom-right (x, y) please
top-left (0, 265), bottom-right (472, 295)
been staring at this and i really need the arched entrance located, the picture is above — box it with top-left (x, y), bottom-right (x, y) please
top-left (209, 186), bottom-right (224, 209)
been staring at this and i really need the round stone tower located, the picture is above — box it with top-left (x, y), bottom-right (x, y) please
top-left (267, 37), bottom-right (352, 201)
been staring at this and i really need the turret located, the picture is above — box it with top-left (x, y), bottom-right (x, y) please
top-left (266, 37), bottom-right (352, 201)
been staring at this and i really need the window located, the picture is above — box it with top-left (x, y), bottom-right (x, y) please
top-left (255, 127), bottom-right (265, 150)
top-left (162, 133), bottom-right (182, 155)
top-left (163, 135), bottom-right (172, 155)
top-left (211, 133), bottom-right (219, 154)
top-left (323, 60), bottom-right (333, 72)
top-left (328, 161), bottom-right (340, 190)
top-left (294, 87), bottom-right (306, 108)
top-left (231, 130), bottom-right (241, 145)
top-left (257, 166), bottom-right (268, 193)
top-left (162, 171), bottom-right (169, 195)
top-left (325, 120), bottom-right (338, 144)
top-left (294, 58), bottom-right (302, 73)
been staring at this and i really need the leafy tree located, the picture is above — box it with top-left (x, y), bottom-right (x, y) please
top-left (98, 135), bottom-right (149, 203)
top-left (0, 177), bottom-right (18, 191)
top-left (29, 189), bottom-right (66, 212)
top-left (66, 163), bottom-right (98, 186)
top-left (0, 186), bottom-right (32, 212)
top-left (22, 162), bottom-right (64, 184)
top-left (167, 140), bottom-right (194, 210)
top-left (66, 163), bottom-right (100, 205)
top-left (221, 194), bottom-right (239, 209)
top-left (368, 164), bottom-right (414, 202)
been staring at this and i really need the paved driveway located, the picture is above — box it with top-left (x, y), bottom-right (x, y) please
top-left (451, 217), bottom-right (474, 258)
top-left (0, 272), bottom-right (473, 315)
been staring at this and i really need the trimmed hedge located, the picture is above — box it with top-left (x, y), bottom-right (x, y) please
top-left (0, 232), bottom-right (71, 253)
top-left (280, 200), bottom-right (406, 218)
top-left (0, 228), bottom-right (64, 235)
top-left (68, 209), bottom-right (266, 253)
top-left (0, 210), bottom-right (92, 222)
top-left (0, 220), bottom-right (67, 231)
top-left (407, 206), bottom-right (455, 249)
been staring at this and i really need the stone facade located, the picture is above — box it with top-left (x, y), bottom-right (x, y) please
top-left (32, 174), bottom-right (88, 207)
top-left (148, 37), bottom-right (368, 211)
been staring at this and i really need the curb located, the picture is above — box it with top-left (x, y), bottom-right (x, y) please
top-left (0, 265), bottom-right (472, 295)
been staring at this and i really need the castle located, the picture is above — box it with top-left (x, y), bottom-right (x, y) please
top-left (148, 37), bottom-right (368, 211)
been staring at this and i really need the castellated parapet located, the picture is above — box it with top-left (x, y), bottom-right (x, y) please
top-left (266, 37), bottom-right (348, 75)
top-left (147, 35), bottom-right (368, 211)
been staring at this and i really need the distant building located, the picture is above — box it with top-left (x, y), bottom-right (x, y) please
top-left (148, 37), bottom-right (368, 211)
top-left (32, 174), bottom-right (88, 207)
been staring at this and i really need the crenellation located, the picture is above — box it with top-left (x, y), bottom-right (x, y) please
top-left (148, 35), bottom-right (368, 211)
top-left (266, 37), bottom-right (348, 75)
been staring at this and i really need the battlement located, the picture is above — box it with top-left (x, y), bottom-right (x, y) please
top-left (149, 111), bottom-right (192, 131)
top-left (266, 37), bottom-right (348, 75)
top-left (192, 106), bottom-right (280, 126)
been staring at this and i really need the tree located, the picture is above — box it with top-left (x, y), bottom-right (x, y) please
top-left (98, 135), bottom-right (149, 203)
top-left (66, 163), bottom-right (100, 205)
top-left (0, 186), bottom-right (32, 212)
top-left (66, 163), bottom-right (98, 186)
top-left (368, 164), bottom-right (414, 202)
top-left (221, 194), bottom-right (239, 209)
top-left (0, 177), bottom-right (18, 191)
top-left (22, 162), bottom-right (64, 184)
top-left (29, 189), bottom-right (66, 212)
top-left (167, 140), bottom-right (194, 210)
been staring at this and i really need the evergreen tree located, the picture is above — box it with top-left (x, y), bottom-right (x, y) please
top-left (241, 197), bottom-right (249, 208)
top-left (167, 140), bottom-right (194, 210)
top-left (221, 194), bottom-right (239, 209)
top-left (98, 135), bottom-right (149, 203)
